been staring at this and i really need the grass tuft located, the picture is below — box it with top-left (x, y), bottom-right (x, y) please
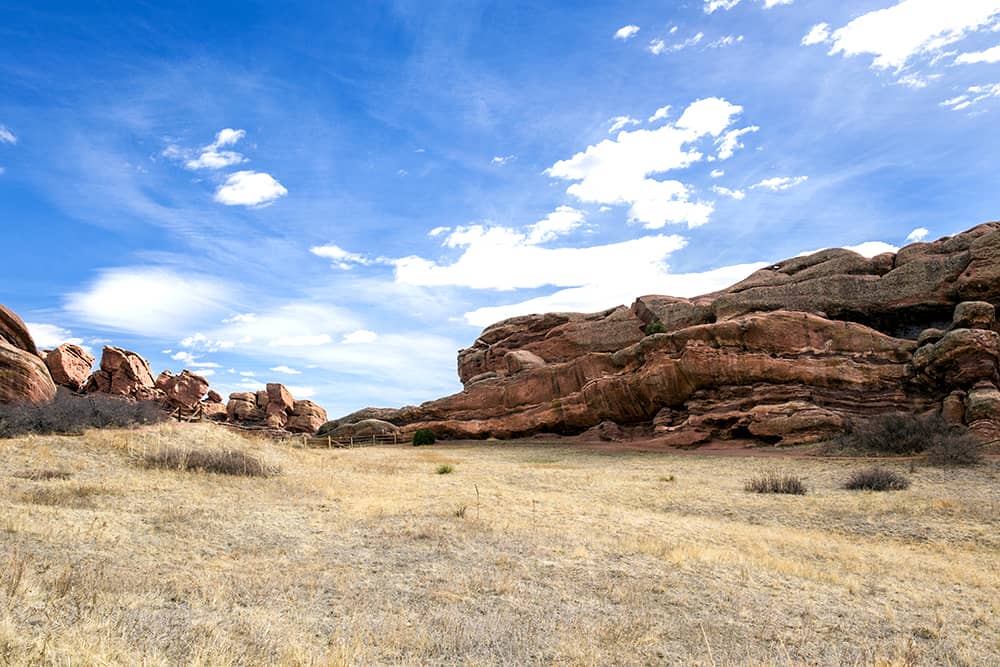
top-left (12, 468), bottom-right (72, 481)
top-left (844, 466), bottom-right (910, 491)
top-left (744, 472), bottom-right (807, 495)
top-left (140, 445), bottom-right (280, 477)
top-left (436, 464), bottom-right (454, 475)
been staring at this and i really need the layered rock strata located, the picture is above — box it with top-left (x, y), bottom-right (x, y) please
top-left (0, 305), bottom-right (57, 404)
top-left (331, 222), bottom-right (1000, 445)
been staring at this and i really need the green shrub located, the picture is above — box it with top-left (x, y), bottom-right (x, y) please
top-left (744, 472), bottom-right (807, 495)
top-left (643, 321), bottom-right (667, 336)
top-left (825, 413), bottom-right (978, 459)
top-left (0, 388), bottom-right (165, 438)
top-left (412, 428), bottom-right (436, 446)
top-left (436, 464), bottom-right (453, 475)
top-left (844, 466), bottom-right (910, 491)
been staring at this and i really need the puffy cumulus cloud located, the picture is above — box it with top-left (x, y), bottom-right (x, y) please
top-left (715, 125), bottom-right (759, 160)
top-left (214, 170), bottom-right (287, 207)
top-left (25, 323), bottom-right (83, 349)
top-left (763, 0), bottom-right (794, 7)
top-left (797, 241), bottom-right (900, 258)
top-left (802, 23), bottom-right (831, 46)
top-left (428, 226), bottom-right (450, 237)
top-left (65, 267), bottom-right (231, 337)
top-left (806, 0), bottom-right (1000, 73)
top-left (940, 82), bottom-right (1000, 110)
top-left (710, 169), bottom-right (725, 178)
top-left (608, 116), bottom-right (641, 134)
top-left (956, 44), bottom-right (1000, 64)
top-left (270, 365), bottom-right (302, 374)
top-left (906, 227), bottom-right (930, 243)
top-left (524, 206), bottom-right (586, 244)
top-left (395, 224), bottom-right (687, 291)
top-left (162, 128), bottom-right (248, 171)
top-left (648, 39), bottom-right (666, 55)
top-left (185, 150), bottom-right (245, 170)
top-left (711, 185), bottom-right (746, 200)
top-left (751, 176), bottom-right (808, 191)
top-left (546, 97), bottom-right (751, 228)
top-left (342, 329), bottom-right (378, 344)
top-left (463, 261), bottom-right (767, 327)
top-left (648, 105), bottom-right (671, 123)
top-left (614, 25), bottom-right (640, 41)
top-left (0, 125), bottom-right (16, 144)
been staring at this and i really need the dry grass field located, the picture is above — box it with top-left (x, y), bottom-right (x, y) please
top-left (0, 423), bottom-right (998, 665)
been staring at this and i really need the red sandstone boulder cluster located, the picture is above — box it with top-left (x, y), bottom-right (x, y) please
top-left (330, 221), bottom-right (1000, 446)
top-left (0, 311), bottom-right (328, 434)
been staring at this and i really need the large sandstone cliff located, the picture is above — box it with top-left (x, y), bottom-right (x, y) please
top-left (332, 222), bottom-right (1000, 445)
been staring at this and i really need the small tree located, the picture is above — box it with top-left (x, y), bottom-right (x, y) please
top-left (412, 428), bottom-right (436, 446)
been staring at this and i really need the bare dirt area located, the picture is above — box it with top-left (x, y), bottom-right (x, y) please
top-left (1, 423), bottom-right (998, 665)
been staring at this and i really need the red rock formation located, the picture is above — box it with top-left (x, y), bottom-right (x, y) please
top-left (225, 384), bottom-right (327, 433)
top-left (0, 305), bottom-right (56, 404)
top-left (44, 344), bottom-right (95, 391)
top-left (156, 370), bottom-right (210, 410)
top-left (85, 346), bottom-right (160, 400)
top-left (330, 222), bottom-right (1000, 446)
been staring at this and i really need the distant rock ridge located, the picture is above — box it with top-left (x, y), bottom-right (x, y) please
top-left (330, 221), bottom-right (1000, 445)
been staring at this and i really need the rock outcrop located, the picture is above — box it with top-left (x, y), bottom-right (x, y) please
top-left (225, 384), bottom-right (327, 433)
top-left (44, 344), bottom-right (95, 391)
top-left (84, 346), bottom-right (160, 400)
top-left (0, 305), bottom-right (57, 404)
top-left (156, 370), bottom-right (211, 411)
top-left (331, 222), bottom-right (1000, 446)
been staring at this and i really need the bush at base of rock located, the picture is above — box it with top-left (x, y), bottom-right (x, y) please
top-left (824, 413), bottom-right (971, 457)
top-left (412, 429), bottom-right (436, 446)
top-left (0, 388), bottom-right (166, 438)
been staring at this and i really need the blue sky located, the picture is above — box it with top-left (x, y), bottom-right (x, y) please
top-left (2, 0), bottom-right (1000, 416)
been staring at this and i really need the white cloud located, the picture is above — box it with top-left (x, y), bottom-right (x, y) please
top-left (0, 126), bottom-right (15, 145)
top-left (25, 323), bottom-right (83, 349)
top-left (180, 332), bottom-right (235, 352)
top-left (705, 0), bottom-right (741, 13)
top-left (270, 365), bottom-right (302, 374)
top-left (395, 227), bottom-right (687, 291)
top-left (211, 128), bottom-right (245, 148)
top-left (310, 243), bottom-right (377, 270)
top-left (648, 39), bottom-right (666, 55)
top-left (524, 206), bottom-right (586, 244)
top-left (712, 185), bottom-right (746, 200)
top-left (545, 97), bottom-right (746, 228)
top-left (65, 267), bottom-right (231, 337)
top-left (810, 0), bottom-right (1000, 72)
top-left (715, 125), bottom-right (759, 160)
top-left (708, 35), bottom-right (744, 48)
top-left (751, 176), bottom-right (808, 191)
top-left (956, 44), bottom-right (1000, 63)
top-left (652, 32), bottom-right (704, 55)
top-left (802, 23), bottom-right (831, 46)
top-left (342, 330), bottom-right (378, 345)
top-left (213, 170), bottom-right (287, 207)
top-left (268, 334), bottom-right (333, 347)
top-left (428, 226), bottom-right (451, 237)
top-left (940, 82), bottom-right (1000, 110)
top-left (491, 155), bottom-right (515, 165)
top-left (196, 369), bottom-right (216, 377)
top-left (614, 25), bottom-right (640, 41)
top-left (223, 313), bottom-right (257, 324)
top-left (710, 169), bottom-right (725, 178)
top-left (171, 351), bottom-right (197, 363)
top-left (844, 241), bottom-right (899, 257)
top-left (185, 150), bottom-right (246, 170)
top-left (285, 386), bottom-right (317, 399)
top-left (763, 0), bottom-right (794, 7)
top-left (608, 116), bottom-right (641, 133)
top-left (240, 371), bottom-right (255, 377)
top-left (906, 227), bottom-right (930, 242)
top-left (463, 261), bottom-right (766, 327)
top-left (648, 105), bottom-right (671, 123)
top-left (190, 361), bottom-right (221, 368)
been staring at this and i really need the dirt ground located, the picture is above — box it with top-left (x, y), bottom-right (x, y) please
top-left (1, 423), bottom-right (998, 665)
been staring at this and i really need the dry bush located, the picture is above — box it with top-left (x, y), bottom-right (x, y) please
top-left (140, 445), bottom-right (279, 477)
top-left (15, 482), bottom-right (106, 507)
top-left (0, 388), bottom-right (164, 438)
top-left (926, 433), bottom-right (984, 466)
top-left (844, 466), bottom-right (910, 491)
top-left (744, 472), bottom-right (807, 495)
top-left (825, 413), bottom-right (978, 459)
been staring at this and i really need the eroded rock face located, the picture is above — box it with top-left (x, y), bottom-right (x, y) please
top-left (224, 384), bottom-right (326, 433)
top-left (156, 370), bottom-right (210, 410)
top-left (332, 222), bottom-right (1000, 446)
top-left (0, 305), bottom-right (56, 404)
top-left (44, 344), bottom-right (95, 391)
top-left (85, 346), bottom-right (159, 400)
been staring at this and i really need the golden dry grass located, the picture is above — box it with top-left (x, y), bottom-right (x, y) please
top-left (0, 423), bottom-right (998, 665)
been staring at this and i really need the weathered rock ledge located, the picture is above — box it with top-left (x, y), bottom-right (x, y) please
top-left (331, 222), bottom-right (1000, 445)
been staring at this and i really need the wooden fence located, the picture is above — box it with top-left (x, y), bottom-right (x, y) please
top-left (300, 433), bottom-right (404, 448)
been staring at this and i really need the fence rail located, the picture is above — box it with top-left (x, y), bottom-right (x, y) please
top-left (301, 433), bottom-right (404, 448)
